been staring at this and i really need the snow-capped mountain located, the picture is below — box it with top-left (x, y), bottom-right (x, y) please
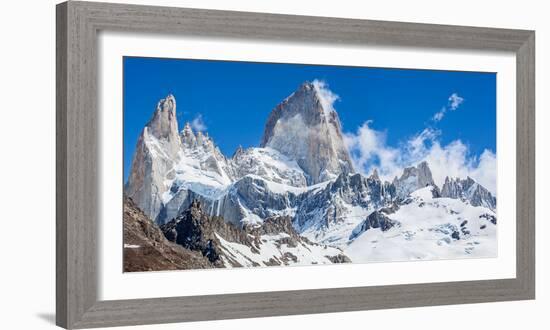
top-left (125, 83), bottom-right (498, 268)
top-left (294, 171), bottom-right (396, 247)
top-left (154, 144), bottom-right (312, 226)
top-left (346, 186), bottom-right (497, 262)
top-left (441, 176), bottom-right (496, 210)
top-left (393, 161), bottom-right (438, 200)
top-left (126, 95), bottom-right (182, 220)
top-left (260, 81), bottom-right (354, 184)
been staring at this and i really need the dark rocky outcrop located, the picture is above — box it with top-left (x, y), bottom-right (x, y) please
top-left (349, 211), bottom-right (400, 240)
top-left (161, 200), bottom-right (250, 266)
top-left (479, 213), bottom-right (497, 225)
top-left (123, 197), bottom-right (212, 272)
top-left (161, 200), bottom-right (351, 267)
top-left (325, 254), bottom-right (352, 263)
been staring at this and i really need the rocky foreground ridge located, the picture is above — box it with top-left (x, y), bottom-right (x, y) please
top-left (124, 197), bottom-right (349, 271)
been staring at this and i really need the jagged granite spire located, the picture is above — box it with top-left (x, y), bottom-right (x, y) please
top-left (146, 94), bottom-right (181, 154)
top-left (260, 80), bottom-right (354, 184)
top-left (180, 122), bottom-right (197, 147)
top-left (393, 161), bottom-right (436, 200)
top-left (126, 94), bottom-right (182, 220)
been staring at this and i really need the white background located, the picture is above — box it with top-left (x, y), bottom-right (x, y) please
top-left (0, 0), bottom-right (547, 329)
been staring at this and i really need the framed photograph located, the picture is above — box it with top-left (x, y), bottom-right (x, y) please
top-left (56, 1), bottom-right (535, 328)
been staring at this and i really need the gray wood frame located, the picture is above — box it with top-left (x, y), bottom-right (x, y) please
top-left (56, 1), bottom-right (535, 328)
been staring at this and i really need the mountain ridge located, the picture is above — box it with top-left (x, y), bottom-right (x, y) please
top-left (125, 83), bottom-right (498, 267)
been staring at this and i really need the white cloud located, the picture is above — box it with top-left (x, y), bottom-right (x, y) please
top-left (431, 93), bottom-right (465, 122)
top-left (344, 121), bottom-right (402, 180)
top-left (469, 149), bottom-right (497, 195)
top-left (344, 122), bottom-right (496, 194)
top-left (190, 114), bottom-right (207, 132)
top-left (418, 140), bottom-right (496, 194)
top-left (448, 93), bottom-right (464, 110)
top-left (406, 128), bottom-right (440, 157)
top-left (432, 107), bottom-right (446, 122)
top-left (312, 79), bottom-right (339, 117)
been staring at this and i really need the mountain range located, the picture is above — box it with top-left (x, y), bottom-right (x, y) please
top-left (124, 81), bottom-right (497, 271)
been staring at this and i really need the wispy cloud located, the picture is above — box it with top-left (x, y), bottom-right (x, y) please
top-left (190, 114), bottom-right (207, 132)
top-left (311, 79), bottom-right (339, 117)
top-left (432, 107), bottom-right (447, 122)
top-left (448, 93), bottom-right (464, 110)
top-left (432, 93), bottom-right (465, 122)
top-left (344, 122), bottom-right (496, 194)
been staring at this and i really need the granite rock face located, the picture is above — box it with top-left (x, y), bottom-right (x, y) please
top-left (125, 95), bottom-right (181, 220)
top-left (441, 176), bottom-right (496, 210)
top-left (260, 81), bottom-right (354, 184)
top-left (146, 95), bottom-right (181, 154)
top-left (393, 161), bottom-right (437, 200)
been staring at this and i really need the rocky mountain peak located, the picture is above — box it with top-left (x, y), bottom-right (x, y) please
top-left (196, 131), bottom-right (207, 144)
top-left (147, 94), bottom-right (179, 143)
top-left (297, 80), bottom-right (315, 93)
top-left (125, 94), bottom-right (182, 221)
top-left (416, 161), bottom-right (435, 185)
top-left (393, 161), bottom-right (436, 200)
top-left (232, 145), bottom-right (245, 159)
top-left (180, 122), bottom-right (196, 147)
top-left (261, 81), bottom-right (335, 142)
top-left (370, 168), bottom-right (380, 181)
top-left (403, 161), bottom-right (434, 186)
top-left (441, 176), bottom-right (496, 210)
top-left (259, 80), bottom-right (354, 184)
top-left (464, 176), bottom-right (476, 186)
top-left (179, 123), bottom-right (222, 158)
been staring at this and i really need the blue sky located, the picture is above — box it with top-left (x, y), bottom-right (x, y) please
top-left (123, 56), bottom-right (496, 183)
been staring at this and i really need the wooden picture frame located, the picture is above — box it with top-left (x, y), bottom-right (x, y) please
top-left (56, 1), bottom-right (535, 328)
